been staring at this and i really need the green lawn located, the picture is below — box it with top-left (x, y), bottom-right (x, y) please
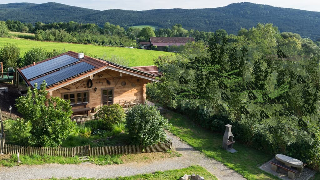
top-left (0, 154), bottom-right (122, 167)
top-left (0, 37), bottom-right (173, 66)
top-left (9, 31), bottom-right (35, 40)
top-left (131, 25), bottom-right (158, 30)
top-left (49, 165), bottom-right (217, 180)
top-left (164, 111), bottom-right (279, 180)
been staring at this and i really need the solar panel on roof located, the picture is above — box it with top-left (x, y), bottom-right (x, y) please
top-left (21, 55), bottom-right (79, 80)
top-left (30, 62), bottom-right (95, 88)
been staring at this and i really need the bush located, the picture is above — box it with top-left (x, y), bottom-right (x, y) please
top-left (78, 125), bottom-right (92, 138)
top-left (4, 119), bottom-right (31, 146)
top-left (84, 119), bottom-right (104, 131)
top-left (0, 21), bottom-right (9, 37)
top-left (126, 104), bottom-right (169, 146)
top-left (15, 82), bottom-right (76, 147)
top-left (94, 104), bottom-right (126, 130)
top-left (0, 43), bottom-right (20, 68)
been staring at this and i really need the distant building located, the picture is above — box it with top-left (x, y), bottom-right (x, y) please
top-left (140, 37), bottom-right (195, 51)
top-left (139, 41), bottom-right (151, 49)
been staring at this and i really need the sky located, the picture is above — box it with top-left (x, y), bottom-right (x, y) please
top-left (1, 0), bottom-right (320, 12)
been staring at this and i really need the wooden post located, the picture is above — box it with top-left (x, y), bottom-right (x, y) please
top-left (0, 62), bottom-right (3, 78)
top-left (16, 68), bottom-right (19, 87)
top-left (0, 109), bottom-right (4, 154)
top-left (142, 83), bottom-right (147, 104)
top-left (13, 68), bottom-right (16, 86)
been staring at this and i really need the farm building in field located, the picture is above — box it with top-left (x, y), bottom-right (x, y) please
top-left (150, 37), bottom-right (195, 51)
top-left (139, 37), bottom-right (195, 51)
top-left (18, 51), bottom-right (158, 115)
top-left (139, 41), bottom-right (151, 49)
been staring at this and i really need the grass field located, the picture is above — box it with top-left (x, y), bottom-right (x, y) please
top-left (0, 37), bottom-right (173, 67)
top-left (9, 31), bottom-right (35, 36)
top-left (131, 25), bottom-right (158, 30)
top-left (9, 31), bottom-right (35, 40)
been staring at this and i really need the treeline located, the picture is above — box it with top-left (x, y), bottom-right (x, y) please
top-left (0, 44), bottom-right (66, 69)
top-left (148, 24), bottom-right (320, 169)
top-left (2, 2), bottom-right (320, 40)
top-left (4, 20), bottom-right (214, 46)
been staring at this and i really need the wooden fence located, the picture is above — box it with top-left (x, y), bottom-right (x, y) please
top-left (1, 112), bottom-right (18, 120)
top-left (0, 141), bottom-right (172, 157)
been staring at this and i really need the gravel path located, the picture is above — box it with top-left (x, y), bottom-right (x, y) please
top-left (0, 132), bottom-right (245, 180)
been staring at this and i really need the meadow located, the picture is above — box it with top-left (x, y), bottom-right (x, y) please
top-left (0, 37), bottom-right (173, 66)
top-left (131, 25), bottom-right (158, 30)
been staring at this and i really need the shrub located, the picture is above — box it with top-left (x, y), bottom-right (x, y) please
top-left (94, 104), bottom-right (126, 130)
top-left (15, 82), bottom-right (76, 147)
top-left (126, 104), bottom-right (169, 146)
top-left (84, 119), bottom-right (105, 131)
top-left (78, 125), bottom-right (92, 138)
top-left (0, 21), bottom-right (9, 37)
top-left (0, 43), bottom-right (20, 68)
top-left (4, 119), bottom-right (31, 146)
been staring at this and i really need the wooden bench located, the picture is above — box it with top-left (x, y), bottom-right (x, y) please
top-left (71, 103), bottom-right (91, 116)
top-left (270, 160), bottom-right (299, 179)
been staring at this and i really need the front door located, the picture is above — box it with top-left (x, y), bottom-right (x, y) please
top-left (102, 89), bottom-right (113, 105)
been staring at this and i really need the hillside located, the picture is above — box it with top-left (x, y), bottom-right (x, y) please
top-left (1, 2), bottom-right (320, 40)
top-left (0, 37), bottom-right (172, 66)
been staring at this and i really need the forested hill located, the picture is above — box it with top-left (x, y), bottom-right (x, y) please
top-left (1, 2), bottom-right (320, 40)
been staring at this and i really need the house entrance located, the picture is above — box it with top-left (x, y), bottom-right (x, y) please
top-left (102, 89), bottom-right (114, 105)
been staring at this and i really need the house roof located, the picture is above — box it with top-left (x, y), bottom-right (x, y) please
top-left (132, 66), bottom-right (161, 76)
top-left (139, 42), bottom-right (151, 46)
top-left (150, 37), bottom-right (195, 47)
top-left (18, 51), bottom-right (158, 92)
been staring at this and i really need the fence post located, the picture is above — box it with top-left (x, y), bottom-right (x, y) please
top-left (88, 145), bottom-right (91, 156)
top-left (0, 109), bottom-right (4, 154)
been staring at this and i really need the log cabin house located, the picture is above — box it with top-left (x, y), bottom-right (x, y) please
top-left (17, 51), bottom-right (159, 115)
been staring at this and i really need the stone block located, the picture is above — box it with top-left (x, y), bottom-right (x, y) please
top-left (179, 174), bottom-right (190, 180)
top-left (288, 171), bottom-right (295, 179)
top-left (271, 164), bottom-right (278, 172)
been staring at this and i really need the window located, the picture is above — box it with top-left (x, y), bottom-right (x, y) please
top-left (102, 89), bottom-right (113, 105)
top-left (63, 92), bottom-right (89, 105)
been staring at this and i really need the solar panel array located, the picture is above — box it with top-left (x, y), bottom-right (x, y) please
top-left (30, 62), bottom-right (95, 88)
top-left (21, 55), bottom-right (79, 80)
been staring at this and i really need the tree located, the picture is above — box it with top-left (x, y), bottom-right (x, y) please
top-left (0, 21), bottom-right (9, 37)
top-left (0, 44), bottom-right (20, 68)
top-left (171, 24), bottom-right (188, 37)
top-left (126, 27), bottom-right (141, 40)
top-left (23, 48), bottom-right (48, 67)
top-left (138, 27), bottom-right (156, 41)
top-left (15, 82), bottom-right (76, 147)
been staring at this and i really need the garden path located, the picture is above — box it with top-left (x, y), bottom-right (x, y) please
top-left (0, 132), bottom-right (245, 180)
